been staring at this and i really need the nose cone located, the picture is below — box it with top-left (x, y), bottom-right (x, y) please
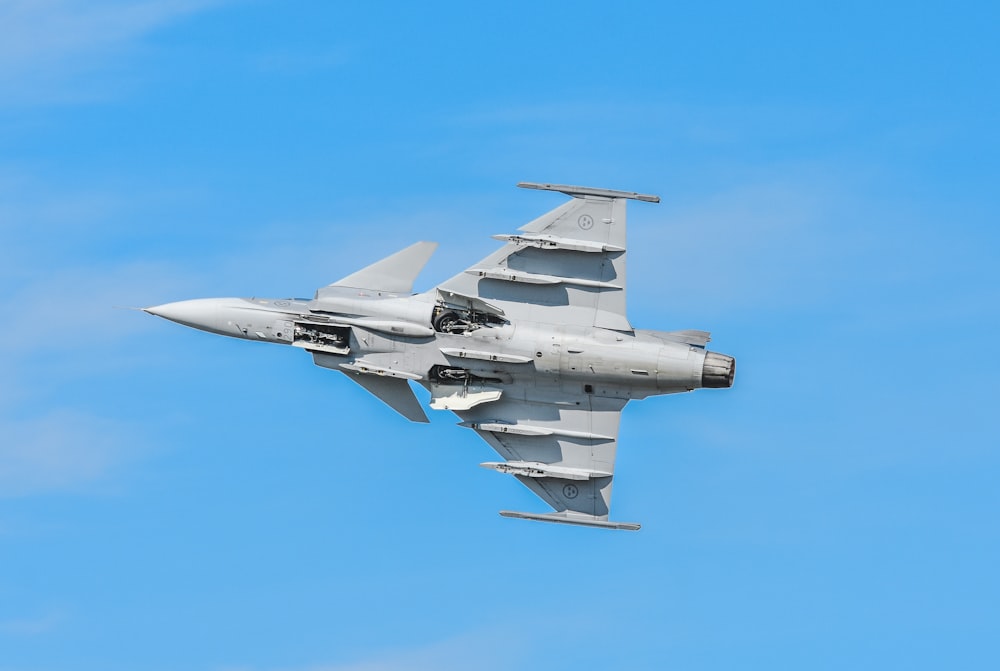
top-left (144, 298), bottom-right (242, 335)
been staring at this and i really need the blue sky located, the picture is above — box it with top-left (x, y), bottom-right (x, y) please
top-left (2, 1), bottom-right (998, 669)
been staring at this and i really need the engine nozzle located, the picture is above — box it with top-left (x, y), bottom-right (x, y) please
top-left (702, 351), bottom-right (736, 388)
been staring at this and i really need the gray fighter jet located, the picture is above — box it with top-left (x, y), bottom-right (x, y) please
top-left (145, 182), bottom-right (735, 530)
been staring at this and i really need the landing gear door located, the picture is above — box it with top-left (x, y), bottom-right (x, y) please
top-left (434, 289), bottom-right (509, 335)
top-left (292, 322), bottom-right (351, 355)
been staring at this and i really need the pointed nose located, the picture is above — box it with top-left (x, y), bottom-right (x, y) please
top-left (144, 298), bottom-right (241, 334)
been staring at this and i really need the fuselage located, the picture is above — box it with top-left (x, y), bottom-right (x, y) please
top-left (142, 183), bottom-right (739, 529)
top-left (145, 290), bottom-right (735, 404)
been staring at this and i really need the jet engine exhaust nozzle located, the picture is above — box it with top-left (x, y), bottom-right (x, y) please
top-left (702, 352), bottom-right (735, 388)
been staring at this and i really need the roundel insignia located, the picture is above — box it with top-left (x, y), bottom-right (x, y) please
top-left (563, 483), bottom-right (579, 499)
top-left (577, 214), bottom-right (594, 230)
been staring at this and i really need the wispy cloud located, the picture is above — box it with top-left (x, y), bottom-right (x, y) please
top-left (252, 46), bottom-right (353, 75)
top-left (0, 0), bottom-right (230, 105)
top-left (625, 163), bottom-right (987, 330)
top-left (0, 411), bottom-right (136, 497)
top-left (221, 629), bottom-right (522, 671)
top-left (0, 609), bottom-right (66, 636)
top-left (450, 98), bottom-right (856, 150)
top-left (0, 170), bottom-right (202, 497)
top-left (0, 252), bottom-right (198, 498)
top-left (633, 176), bottom-right (843, 316)
top-left (0, 261), bottom-right (198, 353)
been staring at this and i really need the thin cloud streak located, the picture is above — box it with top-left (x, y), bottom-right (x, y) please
top-left (252, 46), bottom-right (353, 75)
top-left (0, 261), bottom-right (199, 353)
top-left (221, 629), bottom-right (522, 671)
top-left (0, 609), bottom-right (66, 636)
top-left (630, 168), bottom-right (985, 323)
top-left (0, 0), bottom-right (231, 105)
top-left (630, 176), bottom-right (844, 318)
top-left (0, 410), bottom-right (136, 497)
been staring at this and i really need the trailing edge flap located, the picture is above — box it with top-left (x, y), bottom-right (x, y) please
top-left (340, 371), bottom-right (429, 423)
top-left (331, 241), bottom-right (438, 293)
top-left (661, 329), bottom-right (711, 347)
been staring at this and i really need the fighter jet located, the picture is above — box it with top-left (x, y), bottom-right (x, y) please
top-left (145, 182), bottom-right (735, 530)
